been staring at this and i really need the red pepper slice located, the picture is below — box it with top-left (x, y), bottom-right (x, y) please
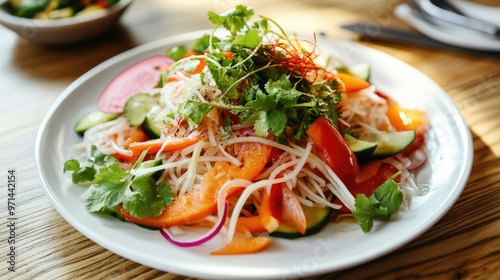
top-left (306, 117), bottom-right (359, 188)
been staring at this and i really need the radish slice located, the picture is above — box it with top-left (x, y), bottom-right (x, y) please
top-left (97, 55), bottom-right (175, 114)
top-left (160, 202), bottom-right (228, 247)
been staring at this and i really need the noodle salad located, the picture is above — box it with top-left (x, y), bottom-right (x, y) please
top-left (63, 5), bottom-right (429, 255)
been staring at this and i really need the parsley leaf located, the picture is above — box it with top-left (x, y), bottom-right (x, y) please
top-left (353, 172), bottom-right (403, 233)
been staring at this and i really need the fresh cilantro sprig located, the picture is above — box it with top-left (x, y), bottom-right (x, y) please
top-left (64, 149), bottom-right (174, 220)
top-left (207, 4), bottom-right (255, 36)
top-left (86, 152), bottom-right (174, 220)
top-left (63, 146), bottom-right (116, 184)
top-left (353, 172), bottom-right (404, 233)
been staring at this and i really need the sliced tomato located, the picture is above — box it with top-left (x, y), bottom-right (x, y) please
top-left (98, 55), bottom-right (175, 114)
top-left (306, 117), bottom-right (359, 188)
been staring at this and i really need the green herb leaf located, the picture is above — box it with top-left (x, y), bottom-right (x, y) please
top-left (63, 159), bottom-right (96, 184)
top-left (353, 172), bottom-right (403, 233)
top-left (233, 29), bottom-right (261, 48)
top-left (221, 115), bottom-right (233, 141)
top-left (267, 108), bottom-right (287, 136)
top-left (266, 75), bottom-right (301, 107)
top-left (179, 99), bottom-right (214, 125)
top-left (63, 146), bottom-right (116, 184)
top-left (122, 176), bottom-right (171, 219)
top-left (245, 87), bottom-right (276, 111)
top-left (86, 166), bottom-right (130, 212)
top-left (253, 110), bottom-right (269, 137)
top-left (167, 45), bottom-right (188, 61)
top-left (208, 5), bottom-right (254, 35)
top-left (84, 153), bottom-right (174, 219)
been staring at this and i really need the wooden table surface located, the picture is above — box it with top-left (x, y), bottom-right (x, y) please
top-left (1, 0), bottom-right (499, 279)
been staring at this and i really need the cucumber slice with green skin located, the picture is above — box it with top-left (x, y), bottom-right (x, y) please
top-left (337, 63), bottom-right (371, 81)
top-left (270, 205), bottom-right (333, 239)
top-left (124, 93), bottom-right (154, 127)
top-left (141, 115), bottom-right (161, 139)
top-left (100, 205), bottom-right (125, 222)
top-left (74, 111), bottom-right (120, 136)
top-left (358, 130), bottom-right (416, 159)
top-left (138, 158), bottom-right (163, 180)
top-left (344, 134), bottom-right (378, 164)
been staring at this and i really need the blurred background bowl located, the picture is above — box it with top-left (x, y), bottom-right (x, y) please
top-left (0, 0), bottom-right (133, 45)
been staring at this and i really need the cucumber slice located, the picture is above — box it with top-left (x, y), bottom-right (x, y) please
top-left (344, 134), bottom-right (378, 164)
top-left (124, 93), bottom-right (154, 127)
top-left (138, 158), bottom-right (163, 180)
top-left (270, 205), bottom-right (332, 239)
top-left (141, 115), bottom-right (161, 139)
top-left (337, 63), bottom-right (371, 81)
top-left (358, 130), bottom-right (416, 159)
top-left (100, 205), bottom-right (125, 222)
top-left (74, 111), bottom-right (120, 136)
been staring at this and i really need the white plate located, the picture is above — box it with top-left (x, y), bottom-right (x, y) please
top-left (35, 30), bottom-right (473, 279)
top-left (395, 3), bottom-right (500, 52)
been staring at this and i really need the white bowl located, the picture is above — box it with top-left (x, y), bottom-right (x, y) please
top-left (0, 0), bottom-right (133, 45)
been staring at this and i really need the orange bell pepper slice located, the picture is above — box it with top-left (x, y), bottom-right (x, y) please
top-left (336, 72), bottom-right (371, 93)
top-left (236, 216), bottom-right (267, 234)
top-left (210, 235), bottom-right (271, 255)
top-left (201, 142), bottom-right (273, 201)
top-left (386, 101), bottom-right (428, 155)
top-left (121, 189), bottom-right (214, 227)
top-left (259, 184), bottom-right (283, 232)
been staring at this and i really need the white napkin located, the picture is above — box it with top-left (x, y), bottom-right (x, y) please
top-left (394, 2), bottom-right (500, 52)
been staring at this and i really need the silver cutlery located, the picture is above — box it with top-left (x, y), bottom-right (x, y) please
top-left (338, 24), bottom-right (500, 60)
top-left (411, 0), bottom-right (500, 37)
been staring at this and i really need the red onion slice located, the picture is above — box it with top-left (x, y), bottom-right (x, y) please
top-left (160, 201), bottom-right (228, 247)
